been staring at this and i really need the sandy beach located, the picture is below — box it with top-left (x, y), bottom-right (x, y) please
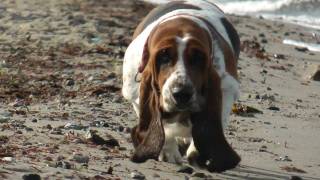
top-left (0, 0), bottom-right (319, 179)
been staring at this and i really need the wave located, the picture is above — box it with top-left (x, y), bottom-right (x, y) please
top-left (283, 39), bottom-right (320, 52)
top-left (141, 0), bottom-right (320, 29)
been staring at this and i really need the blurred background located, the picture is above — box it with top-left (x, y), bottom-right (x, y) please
top-left (144, 0), bottom-right (320, 29)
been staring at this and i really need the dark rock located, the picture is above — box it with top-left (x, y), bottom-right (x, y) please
top-left (310, 65), bottom-right (320, 81)
top-left (73, 154), bottom-right (89, 164)
top-left (25, 127), bottom-right (33, 131)
top-left (22, 174), bottom-right (41, 180)
top-left (31, 119), bottom-right (38, 123)
top-left (46, 124), bottom-right (53, 130)
top-left (295, 47), bottom-right (308, 52)
top-left (274, 54), bottom-right (285, 59)
top-left (85, 130), bottom-right (119, 147)
top-left (291, 175), bottom-right (303, 180)
top-left (177, 165), bottom-right (194, 174)
top-left (107, 166), bottom-right (113, 174)
top-left (191, 172), bottom-right (206, 178)
top-left (259, 145), bottom-right (268, 152)
top-left (66, 79), bottom-right (75, 86)
top-left (261, 39), bottom-right (268, 43)
top-left (268, 106), bottom-right (280, 111)
top-left (56, 161), bottom-right (72, 169)
top-left (131, 171), bottom-right (145, 180)
top-left (118, 125), bottom-right (124, 132)
top-left (276, 155), bottom-right (292, 162)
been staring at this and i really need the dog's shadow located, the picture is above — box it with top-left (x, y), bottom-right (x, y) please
top-left (217, 165), bottom-right (320, 180)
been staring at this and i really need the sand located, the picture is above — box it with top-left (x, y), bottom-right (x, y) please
top-left (0, 0), bottom-right (319, 179)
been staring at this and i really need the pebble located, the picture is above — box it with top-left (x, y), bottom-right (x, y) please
top-left (0, 116), bottom-right (10, 123)
top-left (261, 94), bottom-right (275, 101)
top-left (72, 153), bottom-right (89, 164)
top-left (25, 127), bottom-right (34, 131)
top-left (56, 161), bottom-right (72, 169)
top-left (107, 166), bottom-right (113, 174)
top-left (268, 106), bottom-right (280, 111)
top-left (276, 155), bottom-right (292, 162)
top-left (191, 172), bottom-right (206, 178)
top-left (66, 79), bottom-right (75, 86)
top-left (291, 176), bottom-right (303, 180)
top-left (274, 54), bottom-right (285, 59)
top-left (295, 47), bottom-right (308, 52)
top-left (177, 165), bottom-right (194, 174)
top-left (131, 171), bottom-right (146, 180)
top-left (22, 174), bottom-right (41, 180)
top-left (310, 65), bottom-right (320, 81)
top-left (118, 125), bottom-right (124, 132)
top-left (259, 145), bottom-right (268, 152)
top-left (64, 122), bottom-right (87, 130)
top-left (31, 119), bottom-right (38, 123)
top-left (2, 157), bottom-right (14, 162)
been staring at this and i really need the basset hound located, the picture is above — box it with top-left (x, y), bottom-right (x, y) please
top-left (122, 0), bottom-right (241, 172)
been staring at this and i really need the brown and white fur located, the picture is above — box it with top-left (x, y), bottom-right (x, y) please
top-left (122, 0), bottom-right (241, 172)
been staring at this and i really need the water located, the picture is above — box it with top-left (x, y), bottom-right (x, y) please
top-left (142, 0), bottom-right (320, 52)
top-left (142, 0), bottom-right (320, 29)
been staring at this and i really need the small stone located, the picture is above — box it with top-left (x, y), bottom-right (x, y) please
top-left (310, 65), bottom-right (320, 81)
top-left (31, 119), bottom-right (38, 123)
top-left (291, 175), bottom-right (303, 180)
top-left (264, 121), bottom-right (272, 125)
top-left (295, 47), bottom-right (308, 52)
top-left (0, 116), bottom-right (10, 123)
top-left (191, 172), bottom-right (206, 178)
top-left (56, 161), bottom-right (72, 169)
top-left (131, 171), bottom-right (145, 179)
top-left (46, 124), bottom-right (53, 130)
top-left (274, 54), bottom-right (285, 59)
top-left (152, 173), bottom-right (160, 178)
top-left (261, 39), bottom-right (268, 43)
top-left (276, 155), bottom-right (292, 162)
top-left (268, 106), bottom-right (280, 111)
top-left (259, 145), bottom-right (268, 152)
top-left (22, 174), bottom-right (41, 180)
top-left (118, 125), bottom-right (124, 132)
top-left (25, 127), bottom-right (33, 131)
top-left (73, 153), bottom-right (89, 164)
top-left (124, 127), bottom-right (131, 133)
top-left (267, 87), bottom-right (272, 91)
top-left (118, 147), bottom-right (127, 151)
top-left (66, 79), bottom-right (75, 86)
top-left (177, 165), bottom-right (194, 174)
top-left (56, 155), bottom-right (65, 161)
top-left (2, 157), bottom-right (14, 162)
top-left (107, 166), bottom-right (113, 174)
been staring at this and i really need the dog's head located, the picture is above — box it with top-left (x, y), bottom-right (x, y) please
top-left (131, 17), bottom-right (240, 172)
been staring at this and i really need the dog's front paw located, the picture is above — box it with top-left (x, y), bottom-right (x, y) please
top-left (159, 142), bottom-right (182, 164)
top-left (207, 150), bottom-right (241, 172)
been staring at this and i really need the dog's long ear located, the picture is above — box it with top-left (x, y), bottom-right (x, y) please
top-left (191, 69), bottom-right (241, 172)
top-left (131, 67), bottom-right (165, 163)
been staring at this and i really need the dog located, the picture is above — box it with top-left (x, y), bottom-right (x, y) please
top-left (122, 0), bottom-right (241, 172)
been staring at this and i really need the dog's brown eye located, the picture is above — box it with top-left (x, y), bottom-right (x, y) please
top-left (190, 49), bottom-right (206, 67)
top-left (156, 48), bottom-right (171, 65)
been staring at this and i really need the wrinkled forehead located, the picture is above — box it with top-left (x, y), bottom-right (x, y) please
top-left (148, 17), bottom-right (212, 52)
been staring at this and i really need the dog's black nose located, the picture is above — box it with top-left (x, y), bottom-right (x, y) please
top-left (172, 86), bottom-right (193, 105)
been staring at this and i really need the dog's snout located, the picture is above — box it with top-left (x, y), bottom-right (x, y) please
top-left (172, 86), bottom-right (193, 105)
